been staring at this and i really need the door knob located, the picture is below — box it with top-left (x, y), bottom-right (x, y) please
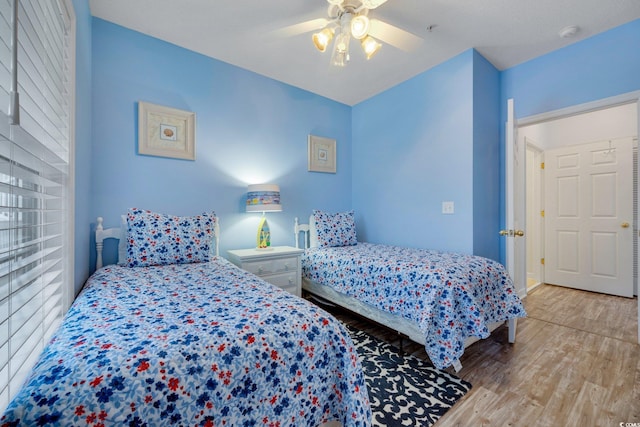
top-left (621, 222), bottom-right (630, 228)
top-left (499, 230), bottom-right (510, 236)
top-left (515, 230), bottom-right (525, 237)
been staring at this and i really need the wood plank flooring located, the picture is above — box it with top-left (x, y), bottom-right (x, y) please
top-left (321, 284), bottom-right (639, 426)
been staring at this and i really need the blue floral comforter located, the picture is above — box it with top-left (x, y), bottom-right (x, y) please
top-left (2, 258), bottom-right (371, 426)
top-left (302, 243), bottom-right (526, 370)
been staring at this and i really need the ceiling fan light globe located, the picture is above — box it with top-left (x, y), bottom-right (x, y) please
top-left (331, 51), bottom-right (349, 66)
top-left (350, 15), bottom-right (370, 39)
top-left (361, 36), bottom-right (381, 59)
top-left (312, 28), bottom-right (334, 52)
top-left (331, 31), bottom-right (351, 66)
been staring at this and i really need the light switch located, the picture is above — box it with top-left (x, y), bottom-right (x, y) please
top-left (442, 201), bottom-right (454, 214)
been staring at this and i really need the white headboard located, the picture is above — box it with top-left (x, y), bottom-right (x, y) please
top-left (294, 216), bottom-right (318, 249)
top-left (95, 217), bottom-right (121, 269)
top-left (294, 217), bottom-right (309, 249)
top-left (95, 216), bottom-right (220, 269)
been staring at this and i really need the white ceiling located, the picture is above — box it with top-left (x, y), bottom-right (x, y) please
top-left (89, 0), bottom-right (640, 106)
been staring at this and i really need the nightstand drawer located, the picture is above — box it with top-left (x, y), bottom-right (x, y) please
top-left (242, 256), bottom-right (298, 275)
top-left (264, 271), bottom-right (299, 295)
top-left (227, 246), bottom-right (303, 297)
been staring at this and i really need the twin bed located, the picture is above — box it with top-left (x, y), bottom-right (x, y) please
top-left (295, 210), bottom-right (526, 371)
top-left (1, 209), bottom-right (371, 426)
top-left (1, 208), bottom-right (525, 425)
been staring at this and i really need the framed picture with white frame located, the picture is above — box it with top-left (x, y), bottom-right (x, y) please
top-left (308, 135), bottom-right (336, 173)
top-left (138, 101), bottom-right (196, 160)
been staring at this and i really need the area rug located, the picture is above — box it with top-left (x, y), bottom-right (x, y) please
top-left (346, 325), bottom-right (472, 427)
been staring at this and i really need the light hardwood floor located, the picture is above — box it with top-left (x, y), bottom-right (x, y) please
top-left (325, 284), bottom-right (640, 426)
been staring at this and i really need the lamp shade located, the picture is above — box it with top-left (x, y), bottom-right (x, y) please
top-left (312, 28), bottom-right (334, 52)
top-left (246, 184), bottom-right (282, 213)
top-left (361, 35), bottom-right (381, 60)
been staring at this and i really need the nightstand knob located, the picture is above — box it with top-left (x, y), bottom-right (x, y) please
top-left (258, 267), bottom-right (264, 274)
top-left (284, 264), bottom-right (289, 271)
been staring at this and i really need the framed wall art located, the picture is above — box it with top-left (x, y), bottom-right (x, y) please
top-left (138, 101), bottom-right (196, 160)
top-left (308, 135), bottom-right (336, 173)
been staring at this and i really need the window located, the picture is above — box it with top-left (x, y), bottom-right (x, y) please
top-left (0, 0), bottom-right (75, 410)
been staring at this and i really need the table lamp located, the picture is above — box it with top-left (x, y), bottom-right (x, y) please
top-left (246, 184), bottom-right (282, 249)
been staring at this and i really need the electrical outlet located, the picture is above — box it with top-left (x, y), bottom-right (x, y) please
top-left (442, 201), bottom-right (454, 214)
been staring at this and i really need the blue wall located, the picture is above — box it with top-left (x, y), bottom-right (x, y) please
top-left (352, 50), bottom-right (473, 253)
top-left (352, 49), bottom-right (501, 259)
top-left (472, 51), bottom-right (500, 261)
top-left (90, 19), bottom-right (353, 269)
top-left (501, 19), bottom-right (640, 119)
top-left (77, 15), bottom-right (640, 283)
top-left (73, 0), bottom-right (92, 295)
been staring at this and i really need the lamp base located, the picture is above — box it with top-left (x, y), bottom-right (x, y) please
top-left (256, 216), bottom-right (271, 249)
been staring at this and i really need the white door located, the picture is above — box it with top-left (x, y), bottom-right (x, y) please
top-left (545, 137), bottom-right (633, 297)
top-left (503, 99), bottom-right (527, 297)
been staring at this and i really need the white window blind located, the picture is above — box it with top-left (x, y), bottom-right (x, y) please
top-left (0, 0), bottom-right (74, 410)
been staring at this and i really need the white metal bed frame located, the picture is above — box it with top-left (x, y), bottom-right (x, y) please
top-left (294, 217), bottom-right (517, 371)
top-left (95, 216), bottom-right (220, 269)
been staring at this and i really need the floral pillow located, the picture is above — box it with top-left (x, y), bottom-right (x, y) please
top-left (313, 209), bottom-right (357, 248)
top-left (126, 208), bottom-right (216, 267)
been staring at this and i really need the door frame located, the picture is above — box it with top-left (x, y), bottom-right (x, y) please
top-left (525, 140), bottom-right (544, 291)
top-left (515, 90), bottom-right (640, 343)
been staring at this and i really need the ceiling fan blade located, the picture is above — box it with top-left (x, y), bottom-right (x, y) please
top-left (368, 19), bottom-right (422, 52)
top-left (269, 18), bottom-right (330, 38)
top-left (361, 0), bottom-right (389, 9)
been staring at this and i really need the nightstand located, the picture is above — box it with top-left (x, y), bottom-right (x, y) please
top-left (227, 246), bottom-right (304, 296)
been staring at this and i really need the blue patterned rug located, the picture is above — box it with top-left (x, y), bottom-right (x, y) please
top-left (347, 325), bottom-right (472, 427)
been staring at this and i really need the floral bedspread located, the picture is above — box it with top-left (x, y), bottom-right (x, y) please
top-left (302, 243), bottom-right (526, 370)
top-left (2, 258), bottom-right (371, 426)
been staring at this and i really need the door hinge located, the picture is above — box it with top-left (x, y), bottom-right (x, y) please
top-left (541, 210), bottom-right (545, 217)
top-left (541, 258), bottom-right (545, 265)
top-left (540, 162), bottom-right (545, 169)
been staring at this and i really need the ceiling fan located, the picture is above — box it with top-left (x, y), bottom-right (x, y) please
top-left (275, 0), bottom-right (423, 66)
